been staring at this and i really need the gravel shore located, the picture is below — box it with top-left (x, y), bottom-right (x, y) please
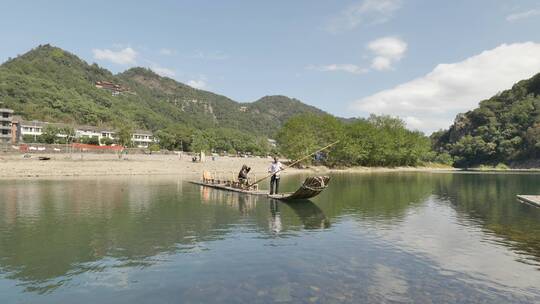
top-left (0, 153), bottom-right (455, 179)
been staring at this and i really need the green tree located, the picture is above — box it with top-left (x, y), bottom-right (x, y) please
top-left (61, 126), bottom-right (76, 144)
top-left (277, 114), bottom-right (343, 165)
top-left (276, 114), bottom-right (432, 167)
top-left (116, 125), bottom-right (133, 148)
top-left (41, 125), bottom-right (60, 144)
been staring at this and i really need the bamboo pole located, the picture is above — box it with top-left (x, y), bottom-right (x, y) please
top-left (248, 141), bottom-right (339, 187)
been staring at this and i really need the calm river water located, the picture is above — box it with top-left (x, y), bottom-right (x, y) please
top-left (1, 172), bottom-right (540, 303)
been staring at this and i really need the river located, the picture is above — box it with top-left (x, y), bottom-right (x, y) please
top-left (1, 172), bottom-right (540, 303)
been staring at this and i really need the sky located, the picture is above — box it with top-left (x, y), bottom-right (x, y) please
top-left (1, 0), bottom-right (540, 133)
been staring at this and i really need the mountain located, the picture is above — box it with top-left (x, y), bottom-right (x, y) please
top-left (0, 44), bottom-right (326, 138)
top-left (433, 72), bottom-right (540, 167)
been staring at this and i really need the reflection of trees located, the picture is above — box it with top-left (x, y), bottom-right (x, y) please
top-left (0, 179), bottom-right (249, 293)
top-left (10, 173), bottom-right (540, 295)
top-left (433, 173), bottom-right (540, 264)
top-left (0, 178), bottom-right (332, 293)
top-left (314, 173), bottom-right (434, 224)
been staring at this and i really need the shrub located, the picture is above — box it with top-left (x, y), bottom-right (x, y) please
top-left (495, 163), bottom-right (510, 170)
top-left (101, 137), bottom-right (114, 146)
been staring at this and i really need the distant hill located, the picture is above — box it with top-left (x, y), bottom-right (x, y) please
top-left (433, 72), bottom-right (540, 167)
top-left (0, 44), bottom-right (326, 137)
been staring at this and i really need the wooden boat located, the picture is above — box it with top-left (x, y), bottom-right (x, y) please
top-left (190, 176), bottom-right (330, 201)
top-left (268, 176), bottom-right (330, 201)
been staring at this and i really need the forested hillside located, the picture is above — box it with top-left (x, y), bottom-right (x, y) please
top-left (0, 44), bottom-right (325, 138)
top-left (433, 72), bottom-right (540, 167)
top-left (0, 44), bottom-right (440, 164)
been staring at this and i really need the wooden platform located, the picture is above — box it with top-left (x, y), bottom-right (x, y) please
top-left (516, 195), bottom-right (540, 207)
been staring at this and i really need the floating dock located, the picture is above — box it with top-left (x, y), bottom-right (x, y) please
top-left (516, 195), bottom-right (540, 207)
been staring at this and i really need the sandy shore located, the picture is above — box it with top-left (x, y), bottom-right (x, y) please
top-left (0, 153), bottom-right (455, 179)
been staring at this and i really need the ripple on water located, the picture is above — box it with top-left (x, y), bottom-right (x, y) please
top-left (1, 174), bottom-right (540, 303)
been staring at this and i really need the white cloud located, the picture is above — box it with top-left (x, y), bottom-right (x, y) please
top-left (187, 76), bottom-right (208, 89)
top-left (371, 56), bottom-right (392, 70)
top-left (150, 66), bottom-right (176, 78)
top-left (159, 48), bottom-right (176, 56)
top-left (327, 0), bottom-right (402, 32)
top-left (307, 64), bottom-right (368, 74)
top-left (192, 51), bottom-right (228, 61)
top-left (308, 37), bottom-right (406, 75)
top-left (506, 9), bottom-right (540, 22)
top-left (367, 36), bottom-right (407, 70)
top-left (352, 42), bottom-right (540, 133)
top-left (92, 47), bottom-right (137, 65)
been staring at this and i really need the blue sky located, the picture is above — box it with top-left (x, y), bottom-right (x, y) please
top-left (1, 0), bottom-right (540, 133)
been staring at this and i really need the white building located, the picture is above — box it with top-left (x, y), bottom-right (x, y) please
top-left (0, 108), bottom-right (14, 144)
top-left (101, 130), bottom-right (115, 139)
top-left (18, 120), bottom-right (156, 147)
top-left (75, 125), bottom-right (102, 139)
top-left (131, 130), bottom-right (155, 148)
top-left (19, 120), bottom-right (46, 141)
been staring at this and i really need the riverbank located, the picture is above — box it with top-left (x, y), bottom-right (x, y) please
top-left (0, 153), bottom-right (457, 179)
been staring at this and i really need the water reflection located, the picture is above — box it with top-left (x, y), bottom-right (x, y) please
top-left (432, 173), bottom-right (540, 265)
top-left (317, 173), bottom-right (433, 225)
top-left (0, 177), bottom-right (332, 295)
top-left (1, 173), bottom-right (540, 303)
top-left (199, 185), bottom-right (258, 215)
top-left (269, 201), bottom-right (282, 234)
top-left (285, 201), bottom-right (330, 230)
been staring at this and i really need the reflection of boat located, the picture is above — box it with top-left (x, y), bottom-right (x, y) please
top-left (517, 195), bottom-right (540, 207)
top-left (285, 201), bottom-right (331, 229)
top-left (200, 186), bottom-right (258, 213)
top-left (190, 176), bottom-right (330, 201)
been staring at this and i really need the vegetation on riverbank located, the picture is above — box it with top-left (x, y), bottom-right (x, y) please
top-left (276, 113), bottom-right (450, 167)
top-left (433, 72), bottom-right (540, 167)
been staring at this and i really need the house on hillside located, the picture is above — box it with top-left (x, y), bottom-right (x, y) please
top-left (0, 108), bottom-right (14, 144)
top-left (131, 130), bottom-right (155, 148)
top-left (95, 81), bottom-right (130, 96)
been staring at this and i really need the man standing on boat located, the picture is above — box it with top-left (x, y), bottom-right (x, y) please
top-left (268, 157), bottom-right (284, 195)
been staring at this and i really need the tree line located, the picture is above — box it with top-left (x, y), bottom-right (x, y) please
top-left (154, 125), bottom-right (274, 156)
top-left (22, 113), bottom-right (452, 167)
top-left (276, 114), bottom-right (447, 167)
